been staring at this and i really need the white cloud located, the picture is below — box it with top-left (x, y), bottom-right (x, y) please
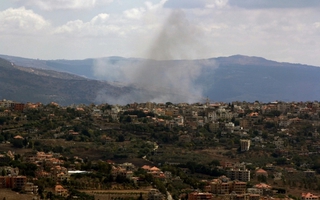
top-left (164, 0), bottom-right (228, 9)
top-left (2, 0), bottom-right (320, 66)
top-left (228, 0), bottom-right (320, 9)
top-left (314, 22), bottom-right (320, 28)
top-left (54, 1), bottom-right (170, 39)
top-left (163, 0), bottom-right (205, 9)
top-left (91, 13), bottom-right (110, 24)
top-left (123, 8), bottom-right (146, 19)
top-left (206, 0), bottom-right (229, 9)
top-left (54, 13), bottom-right (122, 37)
top-left (55, 20), bottom-right (83, 34)
top-left (145, 0), bottom-right (168, 10)
top-left (193, 7), bottom-right (320, 64)
top-left (0, 7), bottom-right (50, 35)
top-left (14, 0), bottom-right (113, 10)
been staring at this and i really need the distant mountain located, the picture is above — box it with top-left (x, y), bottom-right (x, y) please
top-left (0, 58), bottom-right (130, 105)
top-left (1, 54), bottom-right (320, 103)
top-left (0, 55), bottom-right (135, 80)
top-left (204, 55), bottom-right (320, 102)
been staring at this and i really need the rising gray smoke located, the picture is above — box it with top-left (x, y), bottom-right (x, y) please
top-left (94, 10), bottom-right (215, 104)
top-left (147, 10), bottom-right (207, 60)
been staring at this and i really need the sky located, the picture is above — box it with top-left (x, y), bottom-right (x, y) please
top-left (1, 0), bottom-right (320, 66)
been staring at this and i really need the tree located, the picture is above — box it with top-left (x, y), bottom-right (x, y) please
top-left (264, 122), bottom-right (276, 129)
top-left (0, 117), bottom-right (7, 125)
top-left (125, 116), bottom-right (132, 123)
top-left (210, 160), bottom-right (220, 166)
top-left (46, 191), bottom-right (53, 199)
top-left (262, 132), bottom-right (268, 139)
top-left (0, 134), bottom-right (4, 143)
top-left (23, 138), bottom-right (29, 147)
top-left (166, 102), bottom-right (173, 107)
top-left (12, 139), bottom-right (23, 148)
top-left (275, 157), bottom-right (287, 165)
top-left (117, 135), bottom-right (125, 142)
top-left (2, 169), bottom-right (6, 176)
top-left (137, 192), bottom-right (144, 200)
top-left (81, 129), bottom-right (91, 138)
top-left (257, 175), bottom-right (267, 183)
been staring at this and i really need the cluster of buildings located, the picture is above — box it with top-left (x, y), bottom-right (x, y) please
top-left (0, 150), bottom-right (75, 196)
top-left (0, 165), bottom-right (38, 194)
top-left (82, 100), bottom-right (320, 140)
top-left (2, 98), bottom-right (320, 126)
top-left (3, 99), bottom-right (320, 139)
top-left (0, 149), bottom-right (171, 199)
top-left (111, 162), bottom-right (172, 184)
top-left (189, 171), bottom-right (311, 200)
top-left (188, 191), bottom-right (320, 200)
top-left (186, 158), bottom-right (320, 200)
top-left (3, 99), bottom-right (320, 199)
top-left (0, 99), bottom-right (42, 113)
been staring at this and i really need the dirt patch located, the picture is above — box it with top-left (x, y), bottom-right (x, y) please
top-left (196, 148), bottom-right (239, 163)
top-left (0, 189), bottom-right (38, 200)
top-left (0, 143), bottom-right (33, 155)
top-left (80, 189), bottom-right (151, 200)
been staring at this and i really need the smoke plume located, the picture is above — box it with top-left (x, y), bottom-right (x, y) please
top-left (94, 10), bottom-right (215, 104)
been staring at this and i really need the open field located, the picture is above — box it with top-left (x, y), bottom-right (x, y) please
top-left (0, 189), bottom-right (38, 200)
top-left (150, 144), bottom-right (238, 165)
top-left (0, 143), bottom-right (33, 154)
top-left (80, 189), bottom-right (151, 200)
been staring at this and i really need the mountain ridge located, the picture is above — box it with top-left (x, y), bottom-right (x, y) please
top-left (0, 57), bottom-right (130, 105)
top-left (1, 54), bottom-right (320, 104)
top-left (1, 54), bottom-right (318, 68)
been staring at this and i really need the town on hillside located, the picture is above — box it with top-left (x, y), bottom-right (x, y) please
top-left (1, 98), bottom-right (320, 200)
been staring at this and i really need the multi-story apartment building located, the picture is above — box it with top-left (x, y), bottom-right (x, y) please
top-left (0, 99), bottom-right (14, 108)
top-left (226, 168), bottom-right (250, 182)
top-left (188, 191), bottom-right (213, 200)
top-left (210, 179), bottom-right (231, 194)
top-left (0, 176), bottom-right (27, 189)
top-left (240, 119), bottom-right (250, 129)
top-left (11, 176), bottom-right (27, 189)
top-left (13, 103), bottom-right (25, 111)
top-left (23, 182), bottom-right (38, 194)
top-left (209, 178), bottom-right (247, 195)
top-left (240, 140), bottom-right (251, 152)
top-left (232, 181), bottom-right (247, 194)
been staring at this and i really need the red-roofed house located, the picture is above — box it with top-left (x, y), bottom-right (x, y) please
top-left (55, 184), bottom-right (68, 197)
top-left (256, 169), bottom-right (268, 177)
top-left (13, 135), bottom-right (24, 140)
top-left (254, 183), bottom-right (272, 189)
top-left (188, 192), bottom-right (212, 200)
top-left (141, 165), bottom-right (151, 170)
top-left (302, 193), bottom-right (319, 200)
top-left (254, 183), bottom-right (272, 195)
